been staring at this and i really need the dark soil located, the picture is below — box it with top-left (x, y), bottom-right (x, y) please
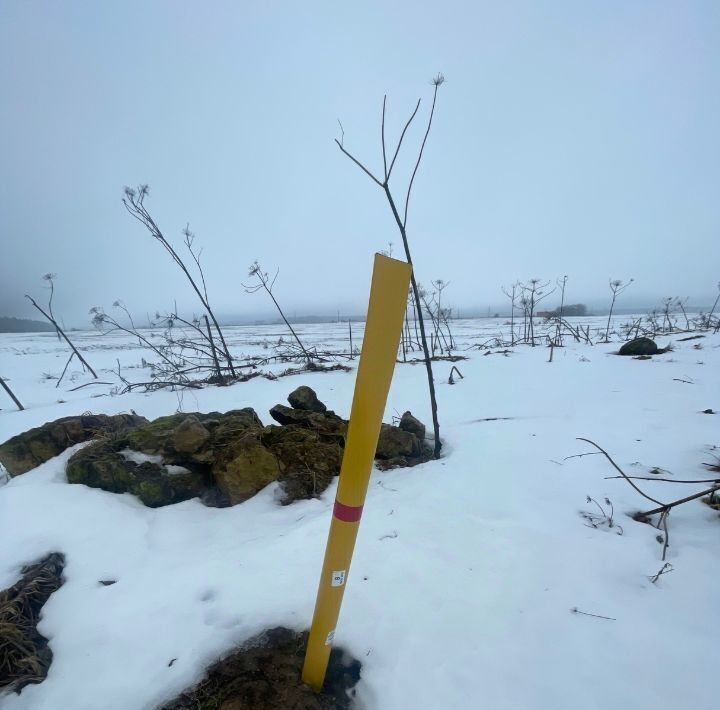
top-left (0, 552), bottom-right (65, 693)
top-left (160, 627), bottom-right (361, 710)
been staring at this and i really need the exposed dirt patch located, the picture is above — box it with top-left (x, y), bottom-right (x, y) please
top-left (160, 627), bottom-right (361, 710)
top-left (0, 552), bottom-right (65, 693)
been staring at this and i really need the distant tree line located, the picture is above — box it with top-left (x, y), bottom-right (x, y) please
top-left (538, 303), bottom-right (587, 318)
top-left (0, 316), bottom-right (56, 333)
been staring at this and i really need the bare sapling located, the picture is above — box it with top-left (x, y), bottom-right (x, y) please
top-left (25, 274), bottom-right (98, 380)
top-left (244, 261), bottom-right (314, 364)
top-left (675, 297), bottom-right (690, 331)
top-left (122, 185), bottom-right (236, 377)
top-left (520, 293), bottom-right (529, 343)
top-left (400, 287), bottom-right (419, 359)
top-left (334, 74), bottom-right (446, 457)
top-left (553, 275), bottom-right (568, 346)
top-left (501, 282), bottom-right (520, 346)
top-left (521, 279), bottom-right (554, 346)
top-left (604, 278), bottom-right (633, 341)
top-left (660, 297), bottom-right (676, 333)
top-left (707, 282), bottom-right (720, 327)
top-left (418, 282), bottom-right (452, 357)
top-left (433, 279), bottom-right (455, 352)
top-left (43, 273), bottom-right (62, 341)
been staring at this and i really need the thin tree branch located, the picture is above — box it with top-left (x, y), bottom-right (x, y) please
top-left (381, 95), bottom-right (388, 180)
top-left (403, 76), bottom-right (443, 228)
top-left (334, 140), bottom-right (384, 186)
top-left (387, 99), bottom-right (421, 181)
top-left (604, 475), bottom-right (720, 484)
top-left (576, 438), bottom-right (664, 506)
top-left (639, 485), bottom-right (720, 518)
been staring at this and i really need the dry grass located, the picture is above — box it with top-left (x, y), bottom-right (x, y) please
top-left (0, 552), bottom-right (65, 693)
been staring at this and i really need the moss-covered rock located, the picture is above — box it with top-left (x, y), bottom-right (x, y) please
top-left (376, 423), bottom-right (422, 459)
top-left (59, 391), bottom-right (430, 508)
top-left (66, 438), bottom-right (208, 507)
top-left (268, 404), bottom-right (347, 441)
top-left (262, 425), bottom-right (343, 503)
top-left (0, 413), bottom-right (148, 476)
top-left (213, 441), bottom-right (281, 504)
top-left (399, 411), bottom-right (426, 440)
top-left (618, 337), bottom-right (658, 356)
top-left (172, 415), bottom-right (211, 454)
top-left (287, 385), bottom-right (327, 412)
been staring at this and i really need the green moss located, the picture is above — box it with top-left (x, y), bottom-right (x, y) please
top-left (134, 479), bottom-right (166, 507)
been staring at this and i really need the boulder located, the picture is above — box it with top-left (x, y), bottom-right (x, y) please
top-left (68, 408), bottom-right (268, 506)
top-left (58, 390), bottom-right (430, 509)
top-left (66, 439), bottom-right (207, 508)
top-left (126, 408), bottom-right (262, 463)
top-left (213, 440), bottom-right (281, 505)
top-left (269, 404), bottom-right (347, 441)
top-left (0, 413), bottom-right (148, 476)
top-left (172, 415), bottom-right (210, 454)
top-left (261, 425), bottom-right (343, 503)
top-left (376, 424), bottom-right (423, 460)
top-left (619, 338), bottom-right (658, 356)
top-left (398, 411), bottom-right (426, 440)
top-left (287, 385), bottom-right (327, 413)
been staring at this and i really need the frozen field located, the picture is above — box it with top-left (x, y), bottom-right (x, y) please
top-left (1, 317), bottom-right (719, 710)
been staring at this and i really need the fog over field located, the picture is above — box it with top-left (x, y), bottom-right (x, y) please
top-left (1, 4), bottom-right (719, 710)
top-left (2, 1), bottom-right (719, 327)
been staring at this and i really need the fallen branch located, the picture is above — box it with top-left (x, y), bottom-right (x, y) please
top-left (604, 475), bottom-right (720, 484)
top-left (570, 607), bottom-right (615, 621)
top-left (576, 438), bottom-right (664, 506)
top-left (67, 381), bottom-right (114, 391)
top-left (648, 562), bottom-right (673, 583)
top-left (636, 485), bottom-right (720, 518)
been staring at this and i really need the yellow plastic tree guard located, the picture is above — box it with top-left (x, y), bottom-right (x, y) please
top-left (302, 253), bottom-right (412, 692)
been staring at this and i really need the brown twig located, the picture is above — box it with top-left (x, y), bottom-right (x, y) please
top-left (576, 438), bottom-right (664, 506)
top-left (67, 381), bottom-right (115, 391)
top-left (638, 485), bottom-right (720, 517)
top-left (648, 563), bottom-right (673, 583)
top-left (570, 607), bottom-right (616, 621)
top-left (604, 475), bottom-right (720, 484)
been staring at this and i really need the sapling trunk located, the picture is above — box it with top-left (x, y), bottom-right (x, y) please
top-left (0, 376), bottom-right (24, 410)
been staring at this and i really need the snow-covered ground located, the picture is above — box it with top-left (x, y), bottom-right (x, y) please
top-left (1, 318), bottom-right (718, 710)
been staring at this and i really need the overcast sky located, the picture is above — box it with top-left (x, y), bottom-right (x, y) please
top-left (1, 1), bottom-right (719, 326)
